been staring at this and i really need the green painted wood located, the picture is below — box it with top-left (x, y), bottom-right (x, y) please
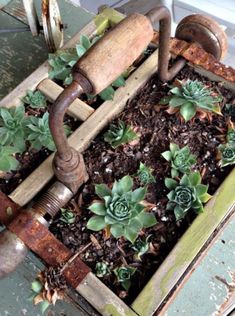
top-left (0, 10), bottom-right (47, 99)
top-left (0, 0), bottom-right (11, 9)
top-left (162, 210), bottom-right (235, 316)
top-left (132, 167), bottom-right (235, 316)
top-left (0, 0), bottom-right (93, 99)
top-left (0, 250), bottom-right (91, 316)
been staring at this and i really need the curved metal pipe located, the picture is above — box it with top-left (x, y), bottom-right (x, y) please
top-left (146, 6), bottom-right (186, 81)
top-left (49, 81), bottom-right (84, 161)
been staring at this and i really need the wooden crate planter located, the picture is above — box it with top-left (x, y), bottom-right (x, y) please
top-left (1, 7), bottom-right (235, 316)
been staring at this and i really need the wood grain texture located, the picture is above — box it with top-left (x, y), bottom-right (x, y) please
top-left (9, 48), bottom-right (159, 206)
top-left (37, 78), bottom-right (94, 120)
top-left (159, 210), bottom-right (235, 316)
top-left (77, 272), bottom-right (137, 316)
top-left (76, 13), bottom-right (153, 94)
top-left (22, 0), bottom-right (39, 36)
top-left (131, 167), bottom-right (235, 316)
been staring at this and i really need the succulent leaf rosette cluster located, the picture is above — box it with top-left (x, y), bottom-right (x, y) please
top-left (87, 175), bottom-right (157, 243)
top-left (22, 90), bottom-right (47, 109)
top-left (0, 104), bottom-right (70, 172)
top-left (0, 145), bottom-right (19, 172)
top-left (27, 112), bottom-right (71, 152)
top-left (132, 235), bottom-right (151, 260)
top-left (0, 105), bottom-right (29, 153)
top-left (95, 262), bottom-right (110, 278)
top-left (136, 162), bottom-right (155, 185)
top-left (160, 80), bottom-right (222, 121)
top-left (165, 171), bottom-right (212, 220)
top-left (59, 208), bottom-right (76, 224)
top-left (114, 266), bottom-right (136, 290)
top-left (218, 125), bottom-right (235, 167)
top-left (162, 143), bottom-right (196, 178)
top-left (104, 121), bottom-right (138, 149)
top-left (218, 144), bottom-right (235, 167)
top-left (227, 127), bottom-right (235, 144)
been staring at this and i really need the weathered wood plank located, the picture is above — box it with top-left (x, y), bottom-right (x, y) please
top-left (77, 272), bottom-right (138, 316)
top-left (37, 78), bottom-right (94, 120)
top-left (9, 49), bottom-right (159, 206)
top-left (159, 209), bottom-right (235, 316)
top-left (131, 167), bottom-right (235, 316)
top-left (192, 64), bottom-right (235, 93)
top-left (22, 0), bottom-right (39, 36)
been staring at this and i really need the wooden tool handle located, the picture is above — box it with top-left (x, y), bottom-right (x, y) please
top-left (73, 13), bottom-right (154, 94)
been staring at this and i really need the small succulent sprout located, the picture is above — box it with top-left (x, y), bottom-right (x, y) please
top-left (132, 235), bottom-right (151, 260)
top-left (59, 208), bottom-right (76, 224)
top-left (31, 279), bottom-right (50, 314)
top-left (95, 262), bottom-right (111, 278)
top-left (136, 162), bottom-right (156, 185)
top-left (227, 128), bottom-right (235, 144)
top-left (160, 80), bottom-right (222, 122)
top-left (0, 145), bottom-right (19, 172)
top-left (48, 48), bottom-right (78, 85)
top-left (22, 90), bottom-right (47, 109)
top-left (114, 266), bottom-right (136, 291)
top-left (104, 121), bottom-right (138, 149)
top-left (26, 112), bottom-right (71, 151)
top-left (165, 171), bottom-right (212, 220)
top-left (218, 143), bottom-right (235, 167)
top-left (86, 175), bottom-right (157, 243)
top-left (0, 105), bottom-right (29, 153)
top-left (224, 103), bottom-right (235, 121)
top-left (161, 143), bottom-right (196, 178)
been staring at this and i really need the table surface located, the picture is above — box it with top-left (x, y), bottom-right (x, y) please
top-left (0, 1), bottom-right (95, 315)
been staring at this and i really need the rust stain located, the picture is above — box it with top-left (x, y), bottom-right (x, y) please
top-left (0, 191), bottom-right (20, 225)
top-left (8, 211), bottom-right (72, 266)
top-left (62, 254), bottom-right (91, 289)
top-left (215, 272), bottom-right (235, 315)
top-left (152, 31), bottom-right (235, 83)
top-left (7, 210), bottom-right (90, 287)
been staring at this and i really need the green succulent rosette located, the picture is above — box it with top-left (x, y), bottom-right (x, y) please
top-left (218, 143), bottom-right (235, 167)
top-left (114, 266), bottom-right (136, 290)
top-left (136, 162), bottom-right (155, 185)
top-left (159, 80), bottom-right (222, 122)
top-left (165, 171), bottom-right (212, 220)
top-left (104, 121), bottom-right (137, 149)
top-left (95, 262), bottom-right (110, 278)
top-left (162, 143), bottom-right (196, 178)
top-left (227, 128), bottom-right (235, 144)
top-left (87, 175), bottom-right (157, 243)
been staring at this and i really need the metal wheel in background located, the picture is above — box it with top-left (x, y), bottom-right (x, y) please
top-left (42, 0), bottom-right (64, 52)
top-left (175, 14), bottom-right (228, 60)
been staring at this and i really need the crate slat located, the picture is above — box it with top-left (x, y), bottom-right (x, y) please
top-left (37, 79), bottom-right (94, 120)
top-left (77, 272), bottom-right (138, 316)
top-left (9, 49), bottom-right (159, 206)
top-left (131, 167), bottom-right (235, 316)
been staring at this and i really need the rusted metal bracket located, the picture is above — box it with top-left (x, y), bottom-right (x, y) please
top-left (8, 210), bottom-right (91, 288)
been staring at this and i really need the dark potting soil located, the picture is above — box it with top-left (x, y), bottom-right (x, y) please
top-left (0, 106), bottom-right (79, 195)
top-left (50, 64), bottom-right (235, 303)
